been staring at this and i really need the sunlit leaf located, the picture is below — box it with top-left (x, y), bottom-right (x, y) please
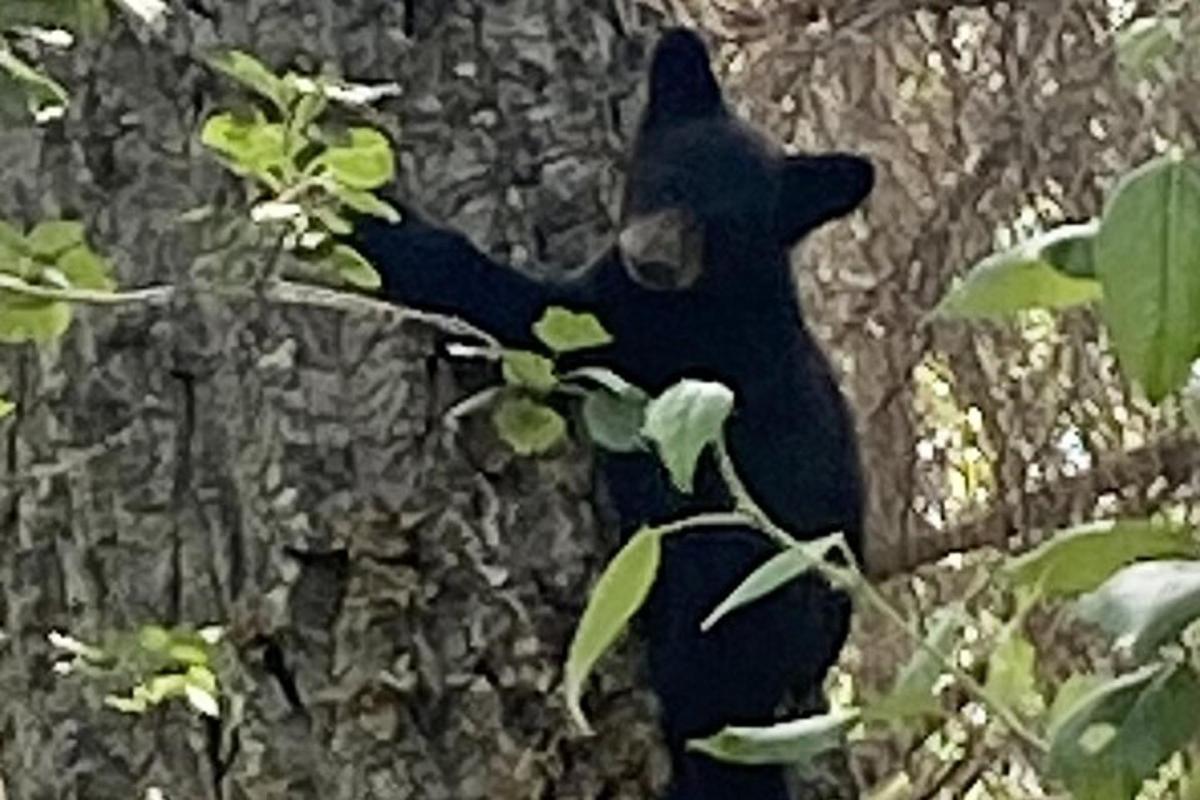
top-left (0, 396), bottom-right (14, 419)
top-left (200, 112), bottom-right (288, 182)
top-left (564, 527), bottom-right (662, 733)
top-left (642, 379), bottom-right (734, 492)
top-left (26, 221), bottom-right (84, 260)
top-left (533, 307), bottom-right (613, 353)
top-left (56, 246), bottom-right (114, 290)
top-left (501, 350), bottom-right (557, 393)
top-left (315, 127), bottom-right (394, 190)
top-left (0, 292), bottom-right (71, 343)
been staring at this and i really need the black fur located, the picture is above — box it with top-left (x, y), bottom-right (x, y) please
top-left (353, 27), bottom-right (872, 800)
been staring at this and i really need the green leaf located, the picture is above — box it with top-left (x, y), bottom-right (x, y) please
top-left (492, 396), bottom-right (567, 456)
top-left (984, 625), bottom-right (1044, 717)
top-left (325, 183), bottom-right (401, 222)
top-left (314, 127), bottom-right (394, 190)
top-left (581, 386), bottom-right (648, 453)
top-left (200, 112), bottom-right (288, 183)
top-left (687, 709), bottom-right (859, 767)
top-left (27, 221), bottom-right (84, 260)
top-left (1076, 560), bottom-right (1200, 661)
top-left (1116, 17), bottom-right (1184, 80)
top-left (868, 607), bottom-right (961, 721)
top-left (701, 543), bottom-right (828, 632)
top-left (642, 379), bottom-right (734, 492)
top-left (56, 246), bottom-right (114, 290)
top-left (204, 50), bottom-right (291, 115)
top-left (1096, 154), bottom-right (1200, 401)
top-left (533, 307), bottom-right (614, 353)
top-left (0, 292), bottom-right (71, 343)
top-left (1048, 663), bottom-right (1200, 800)
top-left (564, 527), bottom-right (662, 734)
top-left (0, 396), bottom-right (15, 419)
top-left (501, 350), bottom-right (558, 393)
top-left (934, 223), bottom-right (1101, 319)
top-left (324, 243), bottom-right (381, 291)
top-left (1003, 519), bottom-right (1197, 599)
top-left (0, 45), bottom-right (69, 118)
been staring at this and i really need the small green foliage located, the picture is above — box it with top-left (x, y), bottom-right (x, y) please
top-left (687, 709), bottom-right (859, 768)
top-left (533, 307), bottom-right (614, 353)
top-left (201, 111), bottom-right (289, 186)
top-left (1076, 560), bottom-right (1200, 662)
top-left (501, 350), bottom-right (558, 393)
top-left (1003, 519), bottom-right (1197, 599)
top-left (0, 0), bottom-right (110, 35)
top-left (642, 379), bottom-right (734, 492)
top-left (1048, 663), bottom-right (1200, 800)
top-left (50, 624), bottom-right (224, 719)
top-left (0, 396), bottom-right (14, 419)
top-left (201, 53), bottom-right (401, 289)
top-left (565, 526), bottom-right (663, 733)
top-left (492, 395), bottom-right (566, 455)
top-left (314, 127), bottom-right (394, 190)
top-left (0, 218), bottom-right (115, 343)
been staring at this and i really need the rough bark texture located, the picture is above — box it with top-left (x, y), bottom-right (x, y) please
top-left (4, 0), bottom-right (1200, 797)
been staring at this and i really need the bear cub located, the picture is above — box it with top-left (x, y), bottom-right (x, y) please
top-left (353, 28), bottom-right (873, 800)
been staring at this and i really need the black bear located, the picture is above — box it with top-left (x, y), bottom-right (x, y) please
top-left (353, 28), bottom-right (872, 800)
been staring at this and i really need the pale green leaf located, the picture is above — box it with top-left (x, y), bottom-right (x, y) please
top-left (501, 350), bottom-right (558, 393)
top-left (326, 182), bottom-right (400, 222)
top-left (581, 386), bottom-right (647, 453)
top-left (564, 527), bottom-right (662, 733)
top-left (687, 709), bottom-right (859, 767)
top-left (642, 379), bottom-right (734, 492)
top-left (934, 223), bottom-right (1101, 319)
top-left (533, 307), bottom-right (613, 353)
top-left (868, 607), bottom-right (961, 721)
top-left (492, 396), bottom-right (566, 456)
top-left (315, 127), bottom-right (394, 190)
top-left (27, 221), bottom-right (84, 260)
top-left (701, 544), bottom-right (826, 632)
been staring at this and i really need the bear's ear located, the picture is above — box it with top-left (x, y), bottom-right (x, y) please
top-left (645, 28), bottom-right (723, 123)
top-left (775, 154), bottom-right (875, 244)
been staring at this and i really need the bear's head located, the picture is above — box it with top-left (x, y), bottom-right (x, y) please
top-left (618, 28), bottom-right (874, 293)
